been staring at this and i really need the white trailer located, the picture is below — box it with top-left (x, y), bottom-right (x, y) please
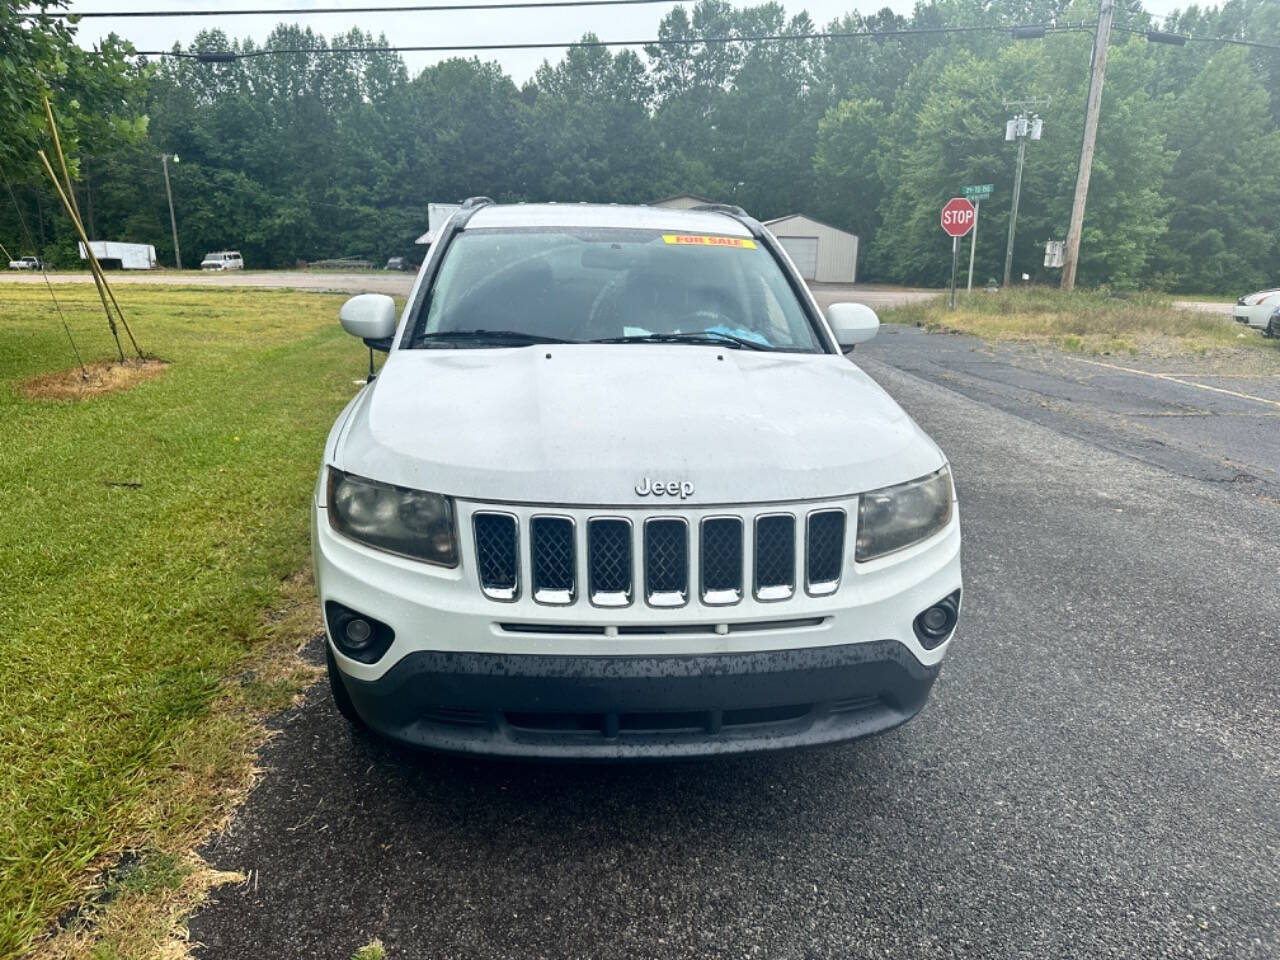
top-left (78, 241), bottom-right (157, 270)
top-left (415, 203), bottom-right (462, 246)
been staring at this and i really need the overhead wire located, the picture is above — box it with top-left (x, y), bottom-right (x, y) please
top-left (131, 24), bottom-right (1064, 59)
top-left (25, 4), bottom-right (1278, 53)
top-left (30, 0), bottom-right (681, 16)
top-left (107, 21), bottom-right (1280, 60)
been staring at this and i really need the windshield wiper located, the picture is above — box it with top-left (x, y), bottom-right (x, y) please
top-left (590, 331), bottom-right (773, 351)
top-left (416, 329), bottom-right (578, 346)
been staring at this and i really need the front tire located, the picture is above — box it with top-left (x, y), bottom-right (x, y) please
top-left (325, 644), bottom-right (366, 728)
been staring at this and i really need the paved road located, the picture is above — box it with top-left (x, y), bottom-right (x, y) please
top-left (189, 326), bottom-right (1278, 959)
top-left (0, 270), bottom-right (938, 311)
top-left (1175, 300), bottom-right (1234, 316)
top-left (1, 269), bottom-right (416, 296)
top-left (869, 325), bottom-right (1280, 500)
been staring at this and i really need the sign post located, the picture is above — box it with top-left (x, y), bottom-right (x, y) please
top-left (940, 197), bottom-right (977, 309)
top-left (961, 184), bottom-right (993, 292)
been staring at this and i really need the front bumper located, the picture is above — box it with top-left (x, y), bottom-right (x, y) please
top-left (334, 639), bottom-right (941, 758)
top-left (313, 487), bottom-right (962, 757)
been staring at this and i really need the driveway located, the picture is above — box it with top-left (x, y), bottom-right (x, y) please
top-left (187, 326), bottom-right (1279, 959)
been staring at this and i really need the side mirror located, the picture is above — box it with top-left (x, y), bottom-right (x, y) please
top-left (827, 302), bottom-right (879, 352)
top-left (339, 294), bottom-right (398, 350)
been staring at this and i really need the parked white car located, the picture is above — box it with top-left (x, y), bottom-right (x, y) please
top-left (200, 250), bottom-right (244, 271)
top-left (8, 256), bottom-right (42, 270)
top-left (1234, 288), bottom-right (1280, 331)
top-left (312, 200), bottom-right (962, 759)
top-left (1263, 305), bottom-right (1280, 339)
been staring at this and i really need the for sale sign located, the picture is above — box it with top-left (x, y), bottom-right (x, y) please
top-left (940, 197), bottom-right (977, 237)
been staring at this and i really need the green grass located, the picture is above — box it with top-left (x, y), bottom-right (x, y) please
top-left (0, 283), bottom-right (364, 957)
top-left (881, 287), bottom-right (1277, 359)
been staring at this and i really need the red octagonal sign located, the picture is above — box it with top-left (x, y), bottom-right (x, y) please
top-left (940, 197), bottom-right (976, 237)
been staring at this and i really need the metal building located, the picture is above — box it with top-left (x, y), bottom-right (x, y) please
top-left (763, 214), bottom-right (859, 283)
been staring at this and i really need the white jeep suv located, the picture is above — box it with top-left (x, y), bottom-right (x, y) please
top-left (312, 199), bottom-right (962, 758)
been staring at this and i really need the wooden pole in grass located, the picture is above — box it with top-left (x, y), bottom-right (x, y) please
top-left (37, 151), bottom-right (127, 362)
top-left (42, 100), bottom-right (144, 360)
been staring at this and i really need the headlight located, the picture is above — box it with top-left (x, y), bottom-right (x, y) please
top-left (855, 466), bottom-right (953, 562)
top-left (326, 468), bottom-right (458, 567)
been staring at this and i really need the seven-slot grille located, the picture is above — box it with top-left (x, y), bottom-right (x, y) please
top-left (472, 507), bottom-right (847, 607)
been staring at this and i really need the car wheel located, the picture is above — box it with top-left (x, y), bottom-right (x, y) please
top-left (1266, 317), bottom-right (1278, 339)
top-left (325, 643), bottom-right (366, 728)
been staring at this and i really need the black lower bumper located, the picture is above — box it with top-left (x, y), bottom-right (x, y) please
top-left (336, 640), bottom-right (941, 759)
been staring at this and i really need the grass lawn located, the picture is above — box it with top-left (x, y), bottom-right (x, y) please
top-left (881, 287), bottom-right (1279, 361)
top-left (0, 283), bottom-right (364, 958)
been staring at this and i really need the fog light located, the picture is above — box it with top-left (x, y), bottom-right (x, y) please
top-left (324, 601), bottom-right (394, 664)
top-left (344, 618), bottom-right (373, 648)
top-left (913, 589), bottom-right (961, 650)
top-left (920, 606), bottom-right (950, 633)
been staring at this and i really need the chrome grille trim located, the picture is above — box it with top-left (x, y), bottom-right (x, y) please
top-left (700, 516), bottom-right (743, 606)
top-left (643, 517), bottom-right (689, 608)
top-left (472, 511), bottom-right (519, 601)
top-left (805, 509), bottom-right (846, 597)
top-left (530, 515), bottom-right (576, 605)
top-left (588, 517), bottom-right (633, 608)
top-left (465, 498), bottom-right (856, 610)
top-left (753, 513), bottom-right (796, 602)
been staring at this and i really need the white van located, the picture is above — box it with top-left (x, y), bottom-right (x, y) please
top-left (200, 250), bottom-right (244, 271)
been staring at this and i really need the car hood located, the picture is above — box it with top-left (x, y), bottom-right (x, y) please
top-left (334, 345), bottom-right (945, 505)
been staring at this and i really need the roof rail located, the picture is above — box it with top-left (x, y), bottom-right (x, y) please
top-left (691, 202), bottom-right (749, 218)
top-left (460, 196), bottom-right (494, 210)
top-left (691, 202), bottom-right (766, 240)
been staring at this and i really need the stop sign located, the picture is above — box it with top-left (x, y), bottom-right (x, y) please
top-left (940, 197), bottom-right (976, 237)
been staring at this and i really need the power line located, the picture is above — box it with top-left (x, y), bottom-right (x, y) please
top-left (31, 0), bottom-right (680, 17)
top-left (132, 25), bottom-right (1050, 59)
top-left (1111, 24), bottom-right (1280, 52)
top-left (114, 22), bottom-right (1279, 60)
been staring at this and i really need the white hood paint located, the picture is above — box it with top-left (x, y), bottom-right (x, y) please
top-left (336, 345), bottom-right (944, 505)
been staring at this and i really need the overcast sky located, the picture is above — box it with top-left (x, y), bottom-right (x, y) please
top-left (66, 0), bottom-right (1188, 84)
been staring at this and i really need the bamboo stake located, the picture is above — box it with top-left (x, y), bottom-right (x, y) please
top-left (43, 98), bottom-right (81, 220)
top-left (40, 146), bottom-right (144, 360)
top-left (42, 98), bottom-right (144, 360)
top-left (38, 150), bottom-right (126, 363)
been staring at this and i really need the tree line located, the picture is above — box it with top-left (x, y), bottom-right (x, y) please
top-left (2, 0), bottom-right (1278, 292)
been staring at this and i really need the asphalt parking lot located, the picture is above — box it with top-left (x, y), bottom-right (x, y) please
top-left (188, 325), bottom-right (1279, 959)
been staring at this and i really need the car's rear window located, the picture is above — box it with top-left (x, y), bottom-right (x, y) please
top-left (406, 227), bottom-right (826, 352)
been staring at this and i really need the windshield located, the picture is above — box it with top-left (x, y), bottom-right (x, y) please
top-left (407, 227), bottom-right (826, 352)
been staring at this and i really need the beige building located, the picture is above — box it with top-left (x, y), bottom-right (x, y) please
top-left (763, 214), bottom-right (859, 284)
top-left (649, 198), bottom-right (860, 283)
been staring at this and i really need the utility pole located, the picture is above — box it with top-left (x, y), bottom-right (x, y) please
top-left (1001, 102), bottom-right (1046, 289)
top-left (160, 152), bottom-right (182, 270)
top-left (1060, 0), bottom-right (1115, 291)
top-left (967, 198), bottom-right (980, 291)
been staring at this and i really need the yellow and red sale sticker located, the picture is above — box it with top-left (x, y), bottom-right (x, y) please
top-left (662, 234), bottom-right (757, 249)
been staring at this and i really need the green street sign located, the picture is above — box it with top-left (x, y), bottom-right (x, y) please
top-left (963, 183), bottom-right (994, 200)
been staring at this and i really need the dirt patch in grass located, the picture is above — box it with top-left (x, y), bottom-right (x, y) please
top-left (19, 358), bottom-right (170, 400)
